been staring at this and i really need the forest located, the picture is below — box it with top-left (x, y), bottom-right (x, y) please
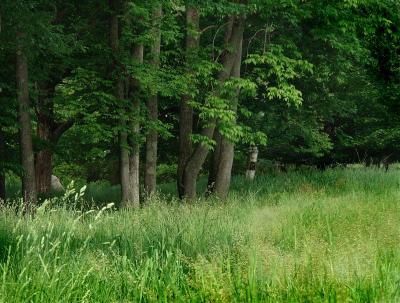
top-left (0, 0), bottom-right (400, 302)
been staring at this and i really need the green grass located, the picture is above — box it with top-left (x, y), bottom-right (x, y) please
top-left (1, 167), bottom-right (400, 302)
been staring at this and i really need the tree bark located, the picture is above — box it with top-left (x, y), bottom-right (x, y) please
top-left (177, 4), bottom-right (200, 199)
top-left (0, 174), bottom-right (4, 202)
top-left (35, 116), bottom-right (74, 195)
top-left (206, 18), bottom-right (235, 194)
top-left (213, 33), bottom-right (243, 199)
top-left (125, 44), bottom-right (144, 208)
top-left (35, 98), bottom-right (53, 195)
top-left (145, 4), bottom-right (162, 197)
top-left (182, 17), bottom-right (245, 200)
top-left (207, 130), bottom-right (222, 193)
top-left (109, 0), bottom-right (130, 204)
top-left (16, 31), bottom-right (37, 209)
top-left (0, 130), bottom-right (5, 201)
top-left (118, 85), bottom-right (130, 204)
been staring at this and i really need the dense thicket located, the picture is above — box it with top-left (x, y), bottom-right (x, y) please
top-left (0, 0), bottom-right (399, 206)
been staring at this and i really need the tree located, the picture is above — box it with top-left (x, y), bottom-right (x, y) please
top-left (182, 16), bottom-right (245, 200)
top-left (145, 3), bottom-right (162, 197)
top-left (177, 3), bottom-right (200, 199)
top-left (109, 0), bottom-right (130, 205)
top-left (0, 130), bottom-right (5, 201)
top-left (33, 3), bottom-right (78, 195)
top-left (127, 44), bottom-right (143, 207)
top-left (0, 9), bottom-right (4, 201)
top-left (0, 0), bottom-right (399, 206)
top-left (16, 30), bottom-right (37, 207)
top-left (212, 31), bottom-right (243, 198)
top-left (35, 95), bottom-right (74, 195)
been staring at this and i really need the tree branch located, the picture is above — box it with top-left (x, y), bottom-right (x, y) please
top-left (51, 119), bottom-right (74, 143)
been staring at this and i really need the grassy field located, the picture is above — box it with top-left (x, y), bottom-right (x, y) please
top-left (1, 168), bottom-right (400, 302)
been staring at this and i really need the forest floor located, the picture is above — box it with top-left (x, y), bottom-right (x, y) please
top-left (1, 168), bottom-right (400, 302)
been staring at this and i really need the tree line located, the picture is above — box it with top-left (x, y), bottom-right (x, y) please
top-left (0, 0), bottom-right (399, 209)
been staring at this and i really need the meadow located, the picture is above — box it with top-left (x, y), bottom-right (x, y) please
top-left (1, 167), bottom-right (400, 302)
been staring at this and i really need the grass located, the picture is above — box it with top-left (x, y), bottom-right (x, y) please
top-left (1, 167), bottom-right (400, 302)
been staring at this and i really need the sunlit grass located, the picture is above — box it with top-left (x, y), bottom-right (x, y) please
top-left (1, 167), bottom-right (399, 302)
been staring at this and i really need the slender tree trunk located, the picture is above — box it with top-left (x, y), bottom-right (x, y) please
top-left (16, 31), bottom-right (37, 209)
top-left (0, 175), bottom-right (4, 202)
top-left (109, 0), bottom-right (130, 204)
top-left (207, 130), bottom-right (222, 193)
top-left (145, 4), bottom-right (162, 197)
top-left (182, 18), bottom-right (245, 200)
top-left (128, 114), bottom-right (140, 207)
top-left (177, 4), bottom-right (199, 198)
top-left (118, 85), bottom-right (130, 204)
top-left (126, 44), bottom-right (144, 208)
top-left (213, 33), bottom-right (243, 199)
top-left (0, 130), bottom-right (5, 201)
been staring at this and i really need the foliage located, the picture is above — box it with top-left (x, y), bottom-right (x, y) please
top-left (0, 0), bottom-right (399, 192)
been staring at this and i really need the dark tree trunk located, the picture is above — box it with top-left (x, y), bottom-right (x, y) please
top-left (34, 6), bottom-right (75, 196)
top-left (182, 17), bottom-right (245, 200)
top-left (119, 132), bottom-right (129, 203)
top-left (109, 0), bottom-right (130, 204)
top-left (207, 130), bottom-right (222, 193)
top-left (16, 31), bottom-right (37, 209)
top-left (145, 4), bottom-right (162, 197)
top-left (118, 87), bottom-right (129, 204)
top-left (0, 174), bottom-right (4, 202)
top-left (35, 111), bottom-right (73, 195)
top-left (35, 98), bottom-right (53, 195)
top-left (177, 4), bottom-right (199, 199)
top-left (0, 130), bottom-right (5, 201)
top-left (35, 151), bottom-right (52, 194)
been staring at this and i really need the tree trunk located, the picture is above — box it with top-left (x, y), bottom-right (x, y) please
top-left (182, 18), bottom-right (245, 200)
top-left (109, 0), bottom-right (130, 204)
top-left (35, 151), bottom-right (52, 194)
top-left (206, 18), bottom-right (235, 194)
top-left (16, 31), bottom-right (37, 209)
top-left (125, 44), bottom-right (144, 208)
top-left (145, 4), bottom-right (162, 197)
top-left (213, 33), bottom-right (243, 199)
top-left (128, 121), bottom-right (140, 208)
top-left (0, 130), bottom-right (5, 201)
top-left (119, 88), bottom-right (130, 204)
top-left (246, 146), bottom-right (258, 180)
top-left (177, 4), bottom-right (200, 198)
top-left (207, 130), bottom-right (222, 193)
top-left (35, 116), bottom-right (74, 195)
top-left (0, 174), bottom-right (4, 202)
top-left (35, 98), bottom-right (53, 195)
top-left (183, 124), bottom-right (217, 200)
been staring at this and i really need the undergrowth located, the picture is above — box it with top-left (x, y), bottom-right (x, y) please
top-left (0, 167), bottom-right (399, 302)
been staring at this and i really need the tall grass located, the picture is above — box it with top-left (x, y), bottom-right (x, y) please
top-left (0, 168), bottom-right (399, 302)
